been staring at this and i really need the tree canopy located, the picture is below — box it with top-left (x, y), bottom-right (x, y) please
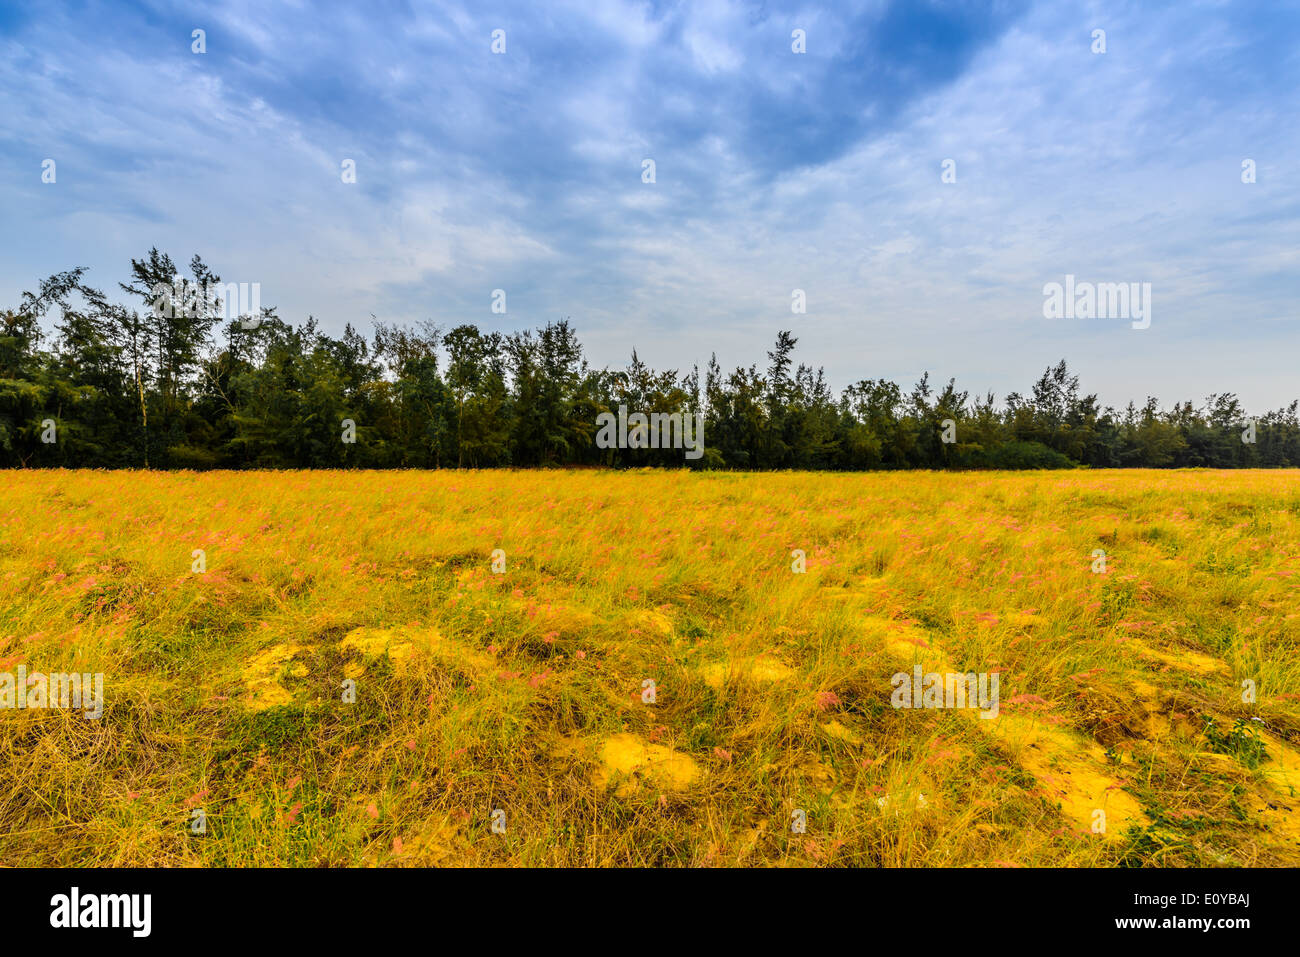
top-left (4, 253), bottom-right (1297, 470)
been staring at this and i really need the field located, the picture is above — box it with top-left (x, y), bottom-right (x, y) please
top-left (2, 469), bottom-right (1299, 867)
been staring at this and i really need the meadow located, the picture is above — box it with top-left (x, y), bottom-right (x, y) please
top-left (1, 469), bottom-right (1298, 867)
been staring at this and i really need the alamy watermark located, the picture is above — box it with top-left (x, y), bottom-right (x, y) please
top-left (1043, 275), bottom-right (1151, 329)
top-left (595, 405), bottom-right (704, 460)
top-left (1, 667), bottom-right (103, 719)
top-left (50, 887), bottom-right (150, 937)
top-left (891, 666), bottom-right (999, 719)
top-left (150, 278), bottom-right (263, 328)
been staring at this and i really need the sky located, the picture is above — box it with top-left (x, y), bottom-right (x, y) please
top-left (1, 0), bottom-right (1297, 410)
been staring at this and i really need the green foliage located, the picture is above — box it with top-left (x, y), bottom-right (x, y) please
top-left (1202, 716), bottom-right (1269, 770)
top-left (974, 440), bottom-right (1078, 470)
top-left (5, 256), bottom-right (1300, 470)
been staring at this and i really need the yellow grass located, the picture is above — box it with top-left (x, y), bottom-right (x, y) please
top-left (2, 468), bottom-right (1299, 866)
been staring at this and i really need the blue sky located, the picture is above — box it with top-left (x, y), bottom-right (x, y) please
top-left (2, 0), bottom-right (1297, 408)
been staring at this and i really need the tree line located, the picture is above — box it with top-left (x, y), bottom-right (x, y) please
top-left (3, 249), bottom-right (1298, 470)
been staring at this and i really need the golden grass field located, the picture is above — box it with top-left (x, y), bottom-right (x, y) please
top-left (2, 469), bottom-right (1299, 867)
